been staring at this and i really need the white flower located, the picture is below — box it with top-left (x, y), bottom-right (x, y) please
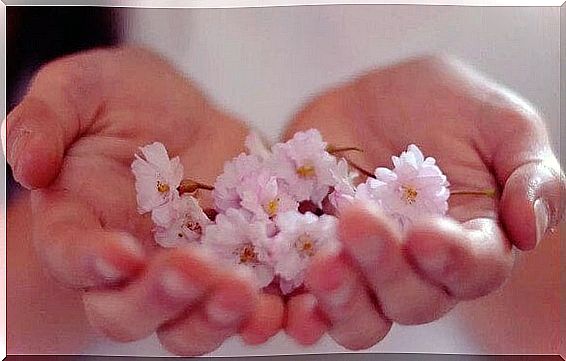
top-left (201, 208), bottom-right (275, 289)
top-left (270, 129), bottom-right (336, 205)
top-left (356, 144), bottom-right (450, 228)
top-left (239, 169), bottom-right (298, 223)
top-left (327, 158), bottom-right (358, 213)
top-left (212, 153), bottom-right (263, 212)
top-left (272, 211), bottom-right (340, 294)
top-left (153, 195), bottom-right (212, 248)
top-left (131, 142), bottom-right (184, 216)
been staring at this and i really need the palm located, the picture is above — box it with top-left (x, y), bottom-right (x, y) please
top-left (285, 57), bottom-right (536, 224)
top-left (38, 47), bottom-right (248, 251)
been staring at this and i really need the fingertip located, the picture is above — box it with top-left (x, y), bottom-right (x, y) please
top-left (500, 162), bottom-right (565, 250)
top-left (205, 277), bottom-right (258, 329)
top-left (12, 131), bottom-right (63, 189)
top-left (284, 293), bottom-right (327, 346)
top-left (94, 232), bottom-right (146, 284)
top-left (240, 294), bottom-right (285, 345)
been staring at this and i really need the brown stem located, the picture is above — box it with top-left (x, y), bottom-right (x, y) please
top-left (344, 158), bottom-right (375, 178)
top-left (451, 189), bottom-right (497, 198)
top-left (327, 145), bottom-right (364, 154)
top-left (177, 179), bottom-right (214, 195)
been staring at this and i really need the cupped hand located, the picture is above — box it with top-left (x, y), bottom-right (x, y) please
top-left (282, 55), bottom-right (565, 349)
top-left (6, 46), bottom-right (283, 355)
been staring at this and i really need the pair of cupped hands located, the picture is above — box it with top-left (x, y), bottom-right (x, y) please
top-left (6, 46), bottom-right (565, 356)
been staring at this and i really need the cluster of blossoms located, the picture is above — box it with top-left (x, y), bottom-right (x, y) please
top-left (131, 129), bottom-right (450, 294)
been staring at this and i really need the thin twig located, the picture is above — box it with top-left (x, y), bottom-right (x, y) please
top-left (327, 146), bottom-right (364, 154)
top-left (451, 189), bottom-right (497, 198)
top-left (344, 158), bottom-right (375, 178)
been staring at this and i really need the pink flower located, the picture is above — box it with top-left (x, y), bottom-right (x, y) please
top-left (239, 169), bottom-right (298, 224)
top-left (201, 208), bottom-right (275, 289)
top-left (131, 142), bottom-right (184, 217)
top-left (270, 129), bottom-right (336, 205)
top-left (245, 131), bottom-right (272, 161)
top-left (212, 153), bottom-right (263, 212)
top-left (356, 144), bottom-right (450, 228)
top-left (153, 195), bottom-right (212, 248)
top-left (327, 158), bottom-right (358, 213)
top-left (272, 211), bottom-right (340, 294)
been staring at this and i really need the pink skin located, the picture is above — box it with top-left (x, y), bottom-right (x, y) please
top-left (283, 56), bottom-right (565, 349)
top-left (6, 46), bottom-right (283, 356)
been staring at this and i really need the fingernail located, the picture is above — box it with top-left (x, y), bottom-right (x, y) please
top-left (159, 269), bottom-right (202, 301)
top-left (327, 281), bottom-right (353, 309)
top-left (534, 199), bottom-right (550, 245)
top-left (7, 127), bottom-right (31, 164)
top-left (94, 258), bottom-right (124, 282)
top-left (417, 248), bottom-right (450, 276)
top-left (117, 233), bottom-right (145, 259)
top-left (205, 300), bottom-right (243, 327)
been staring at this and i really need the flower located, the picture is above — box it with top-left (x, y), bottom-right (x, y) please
top-left (153, 195), bottom-right (212, 247)
top-left (269, 129), bottom-right (337, 205)
top-left (327, 158), bottom-right (359, 213)
top-left (239, 169), bottom-right (298, 224)
top-left (356, 144), bottom-right (449, 228)
top-left (201, 208), bottom-right (275, 289)
top-left (272, 211), bottom-right (340, 294)
top-left (213, 153), bottom-right (263, 212)
top-left (131, 142), bottom-right (184, 216)
top-left (245, 131), bottom-right (272, 161)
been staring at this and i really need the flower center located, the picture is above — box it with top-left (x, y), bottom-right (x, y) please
top-left (402, 185), bottom-right (418, 204)
top-left (156, 180), bottom-right (170, 194)
top-left (238, 244), bottom-right (258, 264)
top-left (295, 234), bottom-right (315, 257)
top-left (264, 198), bottom-right (280, 217)
top-left (296, 165), bottom-right (316, 178)
top-left (185, 220), bottom-right (203, 235)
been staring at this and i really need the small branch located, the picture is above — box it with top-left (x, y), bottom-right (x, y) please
top-left (451, 189), bottom-right (497, 198)
top-left (345, 158), bottom-right (375, 178)
top-left (177, 179), bottom-right (214, 195)
top-left (327, 145), bottom-right (364, 154)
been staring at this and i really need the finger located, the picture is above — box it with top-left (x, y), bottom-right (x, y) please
top-left (499, 162), bottom-right (565, 251)
top-left (240, 293), bottom-right (284, 346)
top-left (83, 247), bottom-right (224, 342)
top-left (285, 293), bottom-right (328, 346)
top-left (157, 276), bottom-right (258, 356)
top-left (306, 253), bottom-right (391, 350)
top-left (7, 54), bottom-right (103, 189)
top-left (31, 190), bottom-right (145, 288)
top-left (478, 104), bottom-right (565, 250)
top-left (405, 217), bottom-right (514, 300)
top-left (340, 202), bottom-right (456, 325)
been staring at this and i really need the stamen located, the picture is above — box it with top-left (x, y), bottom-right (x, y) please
top-left (157, 180), bottom-right (170, 194)
top-left (185, 220), bottom-right (203, 235)
top-left (295, 234), bottom-right (315, 257)
top-left (402, 185), bottom-right (418, 204)
top-left (296, 165), bottom-right (316, 178)
top-left (237, 244), bottom-right (258, 264)
top-left (264, 198), bottom-right (280, 217)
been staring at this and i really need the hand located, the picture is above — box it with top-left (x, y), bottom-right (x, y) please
top-left (6, 46), bottom-right (283, 355)
top-left (282, 55), bottom-right (565, 349)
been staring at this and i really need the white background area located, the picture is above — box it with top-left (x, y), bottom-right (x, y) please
top-left (83, 5), bottom-right (561, 356)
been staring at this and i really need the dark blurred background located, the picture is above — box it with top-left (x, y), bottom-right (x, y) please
top-left (7, 7), bottom-right (120, 201)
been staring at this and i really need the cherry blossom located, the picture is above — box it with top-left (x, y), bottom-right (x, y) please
top-left (131, 142), bottom-right (184, 218)
top-left (272, 211), bottom-right (340, 294)
top-left (356, 144), bottom-right (450, 228)
top-left (153, 195), bottom-right (212, 248)
top-left (201, 208), bottom-right (275, 289)
top-left (270, 129), bottom-right (337, 205)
